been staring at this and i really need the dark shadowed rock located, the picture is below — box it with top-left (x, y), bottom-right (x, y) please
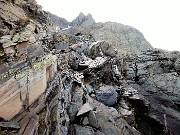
top-left (1, 1), bottom-right (180, 135)
top-left (95, 85), bottom-right (118, 106)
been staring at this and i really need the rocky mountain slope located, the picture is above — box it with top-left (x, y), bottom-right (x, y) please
top-left (0, 0), bottom-right (180, 135)
top-left (48, 12), bottom-right (152, 55)
top-left (48, 12), bottom-right (69, 29)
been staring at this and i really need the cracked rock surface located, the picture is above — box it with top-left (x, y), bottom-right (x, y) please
top-left (0, 1), bottom-right (180, 135)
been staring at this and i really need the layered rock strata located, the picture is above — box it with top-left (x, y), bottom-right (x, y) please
top-left (0, 1), bottom-right (180, 135)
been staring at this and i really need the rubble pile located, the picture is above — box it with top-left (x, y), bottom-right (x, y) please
top-left (39, 34), bottom-right (180, 135)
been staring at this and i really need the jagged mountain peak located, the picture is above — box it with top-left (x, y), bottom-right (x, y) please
top-left (78, 12), bottom-right (85, 17)
top-left (48, 12), bottom-right (95, 29)
top-left (1, 1), bottom-right (180, 135)
top-left (71, 12), bottom-right (95, 27)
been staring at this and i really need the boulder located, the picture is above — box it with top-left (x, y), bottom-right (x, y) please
top-left (95, 85), bottom-right (118, 106)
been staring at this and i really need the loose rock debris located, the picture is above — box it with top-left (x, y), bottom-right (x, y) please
top-left (0, 1), bottom-right (180, 135)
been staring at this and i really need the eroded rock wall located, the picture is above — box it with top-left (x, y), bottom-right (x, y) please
top-left (0, 54), bottom-right (57, 120)
top-left (0, 1), bottom-right (180, 135)
top-left (0, 0), bottom-right (58, 121)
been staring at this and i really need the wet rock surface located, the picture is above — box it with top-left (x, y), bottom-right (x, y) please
top-left (0, 1), bottom-right (180, 135)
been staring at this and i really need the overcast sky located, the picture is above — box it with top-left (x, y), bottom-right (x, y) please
top-left (36, 0), bottom-right (180, 51)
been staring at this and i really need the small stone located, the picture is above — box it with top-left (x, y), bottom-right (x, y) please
top-left (77, 103), bottom-right (93, 116)
top-left (70, 44), bottom-right (79, 50)
top-left (86, 84), bottom-right (94, 94)
top-left (82, 117), bottom-right (89, 125)
top-left (90, 93), bottom-right (96, 98)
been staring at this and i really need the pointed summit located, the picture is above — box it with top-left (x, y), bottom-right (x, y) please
top-left (87, 13), bottom-right (92, 18)
top-left (79, 12), bottom-right (85, 17)
top-left (71, 12), bottom-right (95, 27)
top-left (86, 13), bottom-right (94, 21)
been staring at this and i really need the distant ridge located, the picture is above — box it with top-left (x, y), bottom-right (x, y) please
top-left (48, 12), bottom-right (152, 54)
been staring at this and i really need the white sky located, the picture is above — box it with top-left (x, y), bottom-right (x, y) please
top-left (36, 0), bottom-right (180, 51)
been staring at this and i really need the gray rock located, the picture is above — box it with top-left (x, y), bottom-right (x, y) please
top-left (68, 87), bottom-right (84, 120)
top-left (126, 67), bottom-right (136, 79)
top-left (66, 22), bottom-right (152, 55)
top-left (77, 42), bottom-right (89, 53)
top-left (85, 84), bottom-right (94, 94)
top-left (54, 43), bottom-right (68, 51)
top-left (174, 59), bottom-right (180, 73)
top-left (108, 107), bottom-right (120, 120)
top-left (71, 12), bottom-right (95, 27)
top-left (94, 131), bottom-right (105, 135)
top-left (18, 30), bottom-right (31, 42)
top-left (92, 99), bottom-right (140, 135)
top-left (77, 103), bottom-right (93, 116)
top-left (96, 85), bottom-right (118, 106)
top-left (0, 35), bottom-right (12, 44)
top-left (118, 100), bottom-right (133, 118)
top-left (82, 117), bottom-right (89, 125)
top-left (88, 111), bottom-right (99, 128)
top-left (102, 122), bottom-right (121, 135)
top-left (74, 125), bottom-right (94, 135)
top-left (48, 12), bottom-right (69, 29)
top-left (140, 72), bottom-right (180, 99)
top-left (116, 118), bottom-right (141, 135)
top-left (130, 83), bottom-right (180, 135)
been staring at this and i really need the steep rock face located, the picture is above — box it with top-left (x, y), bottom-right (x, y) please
top-left (48, 12), bottom-right (69, 29)
top-left (0, 0), bottom-right (58, 121)
top-left (125, 49), bottom-right (180, 102)
top-left (90, 22), bottom-right (152, 55)
top-left (0, 2), bottom-right (180, 135)
top-left (0, 54), bottom-right (57, 120)
top-left (0, 0), bottom-right (48, 64)
top-left (124, 49), bottom-right (180, 135)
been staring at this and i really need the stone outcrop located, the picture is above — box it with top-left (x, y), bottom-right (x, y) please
top-left (0, 54), bottom-right (57, 120)
top-left (0, 0), bottom-right (57, 121)
top-left (123, 49), bottom-right (180, 135)
top-left (0, 1), bottom-right (180, 135)
top-left (125, 49), bottom-right (180, 105)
